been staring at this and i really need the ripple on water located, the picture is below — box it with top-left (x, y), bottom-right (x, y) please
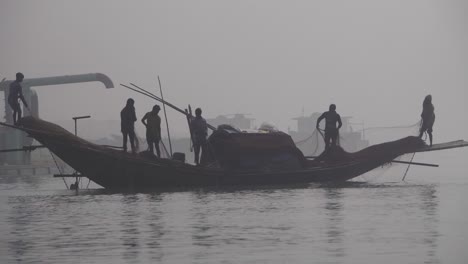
top-left (0, 172), bottom-right (466, 263)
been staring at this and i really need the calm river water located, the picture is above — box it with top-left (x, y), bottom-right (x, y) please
top-left (0, 149), bottom-right (467, 264)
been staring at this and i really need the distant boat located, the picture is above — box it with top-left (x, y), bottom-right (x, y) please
top-left (2, 116), bottom-right (467, 190)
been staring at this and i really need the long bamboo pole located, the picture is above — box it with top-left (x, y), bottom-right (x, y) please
top-left (121, 84), bottom-right (158, 102)
top-left (121, 83), bottom-right (216, 130)
top-left (129, 83), bottom-right (190, 118)
top-left (185, 108), bottom-right (194, 152)
top-left (157, 76), bottom-right (173, 156)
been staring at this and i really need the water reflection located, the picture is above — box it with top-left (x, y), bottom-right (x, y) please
top-left (0, 174), bottom-right (448, 264)
top-left (119, 195), bottom-right (142, 262)
top-left (1, 172), bottom-right (45, 191)
top-left (419, 185), bottom-right (440, 264)
top-left (191, 192), bottom-right (214, 248)
top-left (317, 182), bottom-right (441, 263)
top-left (323, 187), bottom-right (345, 259)
top-left (8, 196), bottom-right (35, 263)
top-left (144, 193), bottom-right (165, 262)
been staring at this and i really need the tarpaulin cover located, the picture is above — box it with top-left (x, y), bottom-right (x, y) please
top-left (205, 127), bottom-right (306, 170)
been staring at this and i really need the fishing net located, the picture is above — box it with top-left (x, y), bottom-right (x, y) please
top-left (294, 120), bottom-right (423, 154)
top-left (294, 119), bottom-right (430, 181)
top-left (355, 120), bottom-right (424, 181)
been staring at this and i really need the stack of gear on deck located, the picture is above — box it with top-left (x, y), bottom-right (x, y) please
top-left (204, 125), bottom-right (306, 171)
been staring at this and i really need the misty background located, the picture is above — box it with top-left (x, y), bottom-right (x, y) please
top-left (1, 0), bottom-right (467, 142)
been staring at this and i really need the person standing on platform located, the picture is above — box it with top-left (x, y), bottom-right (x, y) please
top-left (418, 95), bottom-right (435, 146)
top-left (121, 98), bottom-right (137, 154)
top-left (142, 105), bottom-right (162, 157)
top-left (191, 108), bottom-right (208, 165)
top-left (8, 72), bottom-right (29, 125)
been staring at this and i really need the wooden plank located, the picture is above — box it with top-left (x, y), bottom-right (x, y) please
top-left (54, 174), bottom-right (86, 178)
top-left (306, 156), bottom-right (438, 167)
top-left (414, 140), bottom-right (468, 153)
top-left (391, 160), bottom-right (439, 167)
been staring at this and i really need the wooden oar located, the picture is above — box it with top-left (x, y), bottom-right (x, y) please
top-left (392, 160), bottom-right (438, 167)
top-left (305, 156), bottom-right (438, 168)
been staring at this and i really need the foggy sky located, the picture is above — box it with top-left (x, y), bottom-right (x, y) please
top-left (1, 0), bottom-right (467, 140)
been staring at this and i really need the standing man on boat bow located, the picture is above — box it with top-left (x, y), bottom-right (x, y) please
top-left (316, 104), bottom-right (342, 150)
top-left (142, 105), bottom-right (162, 157)
top-left (121, 98), bottom-right (137, 154)
top-left (418, 94), bottom-right (435, 146)
top-left (8, 72), bottom-right (29, 125)
top-left (191, 108), bottom-right (208, 165)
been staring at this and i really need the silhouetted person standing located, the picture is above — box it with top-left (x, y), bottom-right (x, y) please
top-left (418, 95), bottom-right (435, 146)
top-left (8, 72), bottom-right (29, 125)
top-left (191, 108), bottom-right (208, 165)
top-left (121, 98), bottom-right (137, 154)
top-left (316, 104), bottom-right (342, 149)
top-left (142, 105), bottom-right (162, 157)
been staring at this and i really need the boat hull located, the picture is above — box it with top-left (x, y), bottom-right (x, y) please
top-left (15, 117), bottom-right (422, 190)
top-left (42, 136), bottom-right (387, 189)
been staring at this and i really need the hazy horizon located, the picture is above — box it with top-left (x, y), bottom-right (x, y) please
top-left (1, 0), bottom-right (467, 142)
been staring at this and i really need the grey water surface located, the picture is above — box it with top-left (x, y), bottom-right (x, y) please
top-left (1, 150), bottom-right (467, 264)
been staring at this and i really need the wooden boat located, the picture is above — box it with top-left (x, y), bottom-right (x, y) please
top-left (2, 116), bottom-right (468, 190)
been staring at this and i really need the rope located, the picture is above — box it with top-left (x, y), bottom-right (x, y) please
top-left (295, 120), bottom-right (421, 155)
top-left (160, 141), bottom-right (170, 158)
top-left (360, 121), bottom-right (421, 132)
top-left (205, 140), bottom-right (220, 166)
top-left (402, 152), bottom-right (416, 181)
top-left (311, 129), bottom-right (320, 155)
top-left (49, 150), bottom-right (69, 189)
top-left (294, 130), bottom-right (317, 145)
top-left (294, 128), bottom-right (325, 145)
top-left (294, 129), bottom-right (324, 156)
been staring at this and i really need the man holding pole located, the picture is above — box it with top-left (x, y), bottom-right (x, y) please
top-left (8, 72), bottom-right (29, 125)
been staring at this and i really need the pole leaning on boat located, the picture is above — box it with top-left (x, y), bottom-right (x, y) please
top-left (121, 83), bottom-right (216, 130)
top-left (185, 107), bottom-right (194, 152)
top-left (157, 76), bottom-right (173, 157)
